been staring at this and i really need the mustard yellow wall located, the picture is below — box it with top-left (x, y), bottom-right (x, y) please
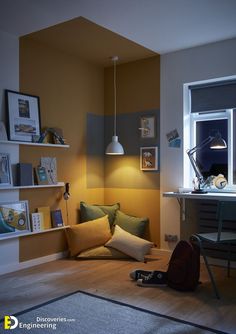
top-left (19, 37), bottom-right (104, 261)
top-left (19, 37), bottom-right (161, 261)
top-left (104, 56), bottom-right (161, 246)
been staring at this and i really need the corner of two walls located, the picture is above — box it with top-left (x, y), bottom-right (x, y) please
top-left (83, 56), bottom-right (161, 246)
top-left (104, 56), bottom-right (161, 246)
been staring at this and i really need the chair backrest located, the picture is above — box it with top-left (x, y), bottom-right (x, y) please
top-left (216, 201), bottom-right (236, 241)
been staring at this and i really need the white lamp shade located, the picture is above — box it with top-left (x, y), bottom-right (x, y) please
top-left (105, 135), bottom-right (124, 155)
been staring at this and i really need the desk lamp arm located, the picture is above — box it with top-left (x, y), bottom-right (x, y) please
top-left (187, 136), bottom-right (214, 185)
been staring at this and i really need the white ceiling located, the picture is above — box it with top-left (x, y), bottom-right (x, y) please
top-left (0, 0), bottom-right (236, 54)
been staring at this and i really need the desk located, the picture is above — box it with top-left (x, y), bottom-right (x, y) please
top-left (163, 191), bottom-right (236, 266)
top-left (163, 191), bottom-right (236, 201)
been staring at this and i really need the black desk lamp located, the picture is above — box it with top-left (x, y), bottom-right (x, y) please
top-left (187, 131), bottom-right (227, 194)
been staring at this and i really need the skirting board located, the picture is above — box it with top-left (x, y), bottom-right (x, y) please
top-left (150, 247), bottom-right (236, 268)
top-left (0, 251), bottom-right (68, 275)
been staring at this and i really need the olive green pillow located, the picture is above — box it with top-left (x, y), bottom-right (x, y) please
top-left (80, 201), bottom-right (120, 226)
top-left (114, 210), bottom-right (148, 237)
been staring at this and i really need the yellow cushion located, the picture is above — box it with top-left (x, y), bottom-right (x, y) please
top-left (77, 246), bottom-right (131, 259)
top-left (105, 225), bottom-right (154, 262)
top-left (66, 215), bottom-right (112, 256)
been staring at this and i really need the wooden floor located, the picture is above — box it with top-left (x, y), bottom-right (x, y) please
top-left (0, 254), bottom-right (236, 333)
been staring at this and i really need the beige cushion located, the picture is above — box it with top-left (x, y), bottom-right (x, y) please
top-left (105, 225), bottom-right (154, 262)
top-left (66, 215), bottom-right (111, 256)
top-left (77, 246), bottom-right (131, 259)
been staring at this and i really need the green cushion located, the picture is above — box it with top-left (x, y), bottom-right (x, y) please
top-left (80, 202), bottom-right (120, 226)
top-left (114, 210), bottom-right (148, 237)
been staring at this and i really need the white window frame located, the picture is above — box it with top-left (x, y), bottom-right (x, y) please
top-left (183, 76), bottom-right (236, 191)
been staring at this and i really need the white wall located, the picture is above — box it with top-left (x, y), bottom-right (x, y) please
top-left (0, 29), bottom-right (19, 201)
top-left (160, 38), bottom-right (236, 250)
top-left (0, 29), bottom-right (20, 272)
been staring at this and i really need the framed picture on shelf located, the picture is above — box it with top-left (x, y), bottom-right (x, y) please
top-left (0, 200), bottom-right (30, 236)
top-left (140, 146), bottom-right (158, 171)
top-left (5, 90), bottom-right (41, 142)
top-left (41, 157), bottom-right (57, 184)
top-left (35, 166), bottom-right (48, 185)
top-left (0, 153), bottom-right (12, 187)
top-left (140, 115), bottom-right (156, 138)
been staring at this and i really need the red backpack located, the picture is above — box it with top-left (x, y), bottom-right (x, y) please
top-left (167, 240), bottom-right (200, 291)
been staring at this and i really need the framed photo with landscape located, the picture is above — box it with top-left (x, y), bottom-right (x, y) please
top-left (6, 90), bottom-right (41, 142)
top-left (0, 153), bottom-right (12, 187)
top-left (0, 200), bottom-right (30, 236)
top-left (140, 146), bottom-right (158, 171)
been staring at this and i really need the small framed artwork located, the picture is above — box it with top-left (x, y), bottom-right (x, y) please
top-left (0, 121), bottom-right (8, 140)
top-left (41, 157), bottom-right (57, 184)
top-left (140, 146), bottom-right (158, 171)
top-left (35, 166), bottom-right (48, 185)
top-left (0, 153), bottom-right (12, 187)
top-left (0, 200), bottom-right (30, 236)
top-left (5, 90), bottom-right (41, 142)
top-left (140, 115), bottom-right (156, 138)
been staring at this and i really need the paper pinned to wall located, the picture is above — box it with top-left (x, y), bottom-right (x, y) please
top-left (166, 128), bottom-right (181, 148)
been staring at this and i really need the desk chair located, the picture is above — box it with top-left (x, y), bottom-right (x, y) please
top-left (191, 201), bottom-right (236, 299)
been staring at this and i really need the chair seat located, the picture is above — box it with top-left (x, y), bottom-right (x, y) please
top-left (196, 232), bottom-right (236, 243)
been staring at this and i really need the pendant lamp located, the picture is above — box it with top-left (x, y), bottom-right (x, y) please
top-left (105, 56), bottom-right (124, 155)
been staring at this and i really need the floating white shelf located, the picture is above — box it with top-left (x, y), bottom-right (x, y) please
top-left (0, 226), bottom-right (69, 241)
top-left (0, 140), bottom-right (69, 148)
top-left (0, 182), bottom-right (65, 190)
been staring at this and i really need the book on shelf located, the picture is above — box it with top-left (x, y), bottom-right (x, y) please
top-left (31, 212), bottom-right (44, 232)
top-left (36, 206), bottom-right (51, 229)
top-left (51, 209), bottom-right (64, 228)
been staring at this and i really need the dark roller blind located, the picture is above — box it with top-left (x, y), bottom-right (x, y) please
top-left (190, 80), bottom-right (236, 113)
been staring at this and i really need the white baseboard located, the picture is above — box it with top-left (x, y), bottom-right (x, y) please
top-left (0, 251), bottom-right (68, 275)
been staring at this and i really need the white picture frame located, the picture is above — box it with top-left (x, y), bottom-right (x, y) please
top-left (0, 200), bottom-right (30, 236)
top-left (0, 153), bottom-right (13, 187)
top-left (140, 115), bottom-right (156, 138)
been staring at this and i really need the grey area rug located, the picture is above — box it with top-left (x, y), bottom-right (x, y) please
top-left (0, 291), bottom-right (228, 334)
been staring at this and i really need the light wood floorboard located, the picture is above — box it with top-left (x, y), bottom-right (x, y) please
top-left (0, 255), bottom-right (235, 333)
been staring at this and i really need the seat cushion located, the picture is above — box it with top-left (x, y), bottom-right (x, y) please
top-left (77, 245), bottom-right (131, 260)
top-left (114, 210), bottom-right (148, 237)
top-left (66, 215), bottom-right (112, 256)
top-left (105, 225), bottom-right (154, 262)
top-left (197, 232), bottom-right (236, 242)
top-left (80, 201), bottom-right (120, 226)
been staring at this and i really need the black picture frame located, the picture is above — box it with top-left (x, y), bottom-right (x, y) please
top-left (5, 90), bottom-right (41, 142)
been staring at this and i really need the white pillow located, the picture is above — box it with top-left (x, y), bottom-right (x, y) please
top-left (105, 225), bottom-right (154, 262)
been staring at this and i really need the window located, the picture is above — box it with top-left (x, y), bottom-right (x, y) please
top-left (184, 78), bottom-right (236, 190)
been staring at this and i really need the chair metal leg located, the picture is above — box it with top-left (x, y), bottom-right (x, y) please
top-left (227, 244), bottom-right (231, 278)
top-left (191, 235), bottom-right (220, 299)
